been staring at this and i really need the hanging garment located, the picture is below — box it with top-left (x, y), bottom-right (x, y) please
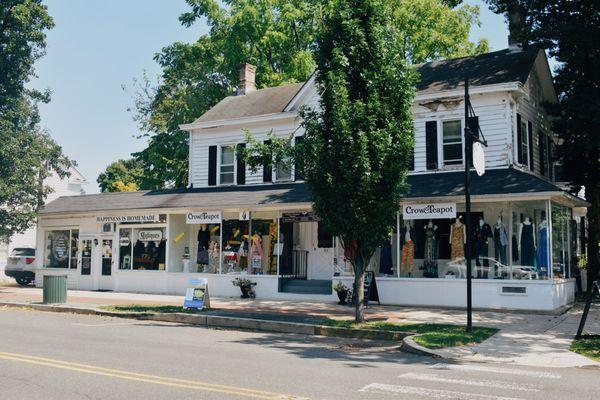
top-left (512, 235), bottom-right (519, 262)
top-left (197, 228), bottom-right (211, 249)
top-left (493, 225), bottom-right (508, 265)
top-left (379, 239), bottom-right (393, 275)
top-left (401, 240), bottom-right (414, 274)
top-left (423, 226), bottom-right (438, 277)
top-left (520, 223), bottom-right (535, 266)
top-left (250, 235), bottom-right (263, 271)
top-left (451, 224), bottom-right (465, 260)
top-left (536, 225), bottom-right (549, 275)
top-left (475, 223), bottom-right (493, 267)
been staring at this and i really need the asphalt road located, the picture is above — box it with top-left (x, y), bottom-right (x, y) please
top-left (0, 308), bottom-right (597, 400)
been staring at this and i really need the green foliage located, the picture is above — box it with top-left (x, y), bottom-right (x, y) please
top-left (0, 0), bottom-right (71, 240)
top-left (570, 335), bottom-right (600, 362)
top-left (127, 0), bottom-right (486, 189)
top-left (97, 158), bottom-right (145, 193)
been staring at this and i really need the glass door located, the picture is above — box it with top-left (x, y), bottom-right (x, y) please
top-left (101, 239), bottom-right (113, 276)
top-left (80, 239), bottom-right (92, 276)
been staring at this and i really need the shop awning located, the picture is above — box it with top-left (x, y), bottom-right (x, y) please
top-left (40, 168), bottom-right (584, 216)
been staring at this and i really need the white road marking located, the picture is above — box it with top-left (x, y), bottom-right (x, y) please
top-left (360, 383), bottom-right (524, 400)
top-left (430, 363), bottom-right (561, 379)
top-left (399, 373), bottom-right (540, 392)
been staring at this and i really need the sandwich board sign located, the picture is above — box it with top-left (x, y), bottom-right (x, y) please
top-left (183, 278), bottom-right (210, 310)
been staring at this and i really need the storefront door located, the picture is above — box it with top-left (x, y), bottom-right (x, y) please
top-left (97, 237), bottom-right (114, 291)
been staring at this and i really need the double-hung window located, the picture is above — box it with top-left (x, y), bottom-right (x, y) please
top-left (219, 145), bottom-right (235, 185)
top-left (520, 119), bottom-right (529, 167)
top-left (442, 120), bottom-right (463, 166)
top-left (274, 158), bottom-right (292, 181)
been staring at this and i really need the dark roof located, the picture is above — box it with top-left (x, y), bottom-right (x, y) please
top-left (415, 48), bottom-right (540, 94)
top-left (194, 82), bottom-right (305, 123)
top-left (41, 169), bottom-right (569, 215)
top-left (405, 168), bottom-right (560, 198)
top-left (40, 183), bottom-right (311, 215)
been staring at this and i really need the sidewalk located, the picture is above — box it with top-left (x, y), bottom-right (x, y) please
top-left (1, 284), bottom-right (598, 368)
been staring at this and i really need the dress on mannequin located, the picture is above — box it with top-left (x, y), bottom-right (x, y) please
top-left (450, 222), bottom-right (465, 260)
top-left (520, 221), bottom-right (535, 266)
top-left (423, 223), bottom-right (438, 277)
top-left (493, 221), bottom-right (508, 265)
top-left (536, 221), bottom-right (549, 275)
top-left (197, 226), bottom-right (211, 265)
top-left (400, 223), bottom-right (416, 275)
top-left (475, 220), bottom-right (493, 267)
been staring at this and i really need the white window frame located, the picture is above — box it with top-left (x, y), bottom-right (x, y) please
top-left (43, 227), bottom-right (79, 269)
top-left (274, 157), bottom-right (293, 182)
top-left (440, 118), bottom-right (464, 167)
top-left (218, 144), bottom-right (237, 186)
top-left (117, 223), bottom-right (168, 271)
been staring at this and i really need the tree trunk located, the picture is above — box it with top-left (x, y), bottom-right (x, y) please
top-left (354, 270), bottom-right (365, 323)
top-left (576, 185), bottom-right (599, 338)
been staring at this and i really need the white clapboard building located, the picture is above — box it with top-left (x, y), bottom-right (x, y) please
top-left (34, 47), bottom-right (586, 311)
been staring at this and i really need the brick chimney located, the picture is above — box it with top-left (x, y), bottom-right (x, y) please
top-left (237, 63), bottom-right (256, 95)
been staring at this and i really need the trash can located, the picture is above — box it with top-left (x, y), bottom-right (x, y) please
top-left (43, 275), bottom-right (67, 304)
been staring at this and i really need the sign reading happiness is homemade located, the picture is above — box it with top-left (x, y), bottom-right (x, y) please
top-left (402, 203), bottom-right (456, 220)
top-left (96, 214), bottom-right (160, 223)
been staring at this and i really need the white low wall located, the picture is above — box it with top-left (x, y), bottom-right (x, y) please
top-left (35, 268), bottom-right (575, 311)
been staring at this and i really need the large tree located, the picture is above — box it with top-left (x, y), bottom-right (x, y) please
top-left (97, 158), bottom-right (145, 193)
top-left (243, 0), bottom-right (416, 322)
top-left (486, 0), bottom-right (600, 335)
top-left (118, 0), bottom-right (487, 190)
top-left (0, 0), bottom-right (71, 241)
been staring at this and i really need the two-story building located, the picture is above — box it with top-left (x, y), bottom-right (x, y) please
top-left (34, 47), bottom-right (586, 311)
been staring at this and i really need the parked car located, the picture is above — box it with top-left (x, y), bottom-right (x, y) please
top-left (5, 247), bottom-right (36, 286)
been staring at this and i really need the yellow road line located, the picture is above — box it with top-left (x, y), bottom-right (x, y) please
top-left (0, 351), bottom-right (301, 399)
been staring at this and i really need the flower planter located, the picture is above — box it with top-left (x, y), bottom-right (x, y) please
top-left (240, 285), bottom-right (252, 298)
top-left (336, 290), bottom-right (348, 305)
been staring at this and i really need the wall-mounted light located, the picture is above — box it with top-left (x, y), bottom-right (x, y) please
top-left (94, 238), bottom-right (99, 246)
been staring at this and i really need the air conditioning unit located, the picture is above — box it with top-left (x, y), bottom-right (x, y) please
top-left (101, 223), bottom-right (115, 233)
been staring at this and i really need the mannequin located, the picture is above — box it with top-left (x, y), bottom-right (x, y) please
top-left (519, 217), bottom-right (536, 266)
top-left (449, 218), bottom-right (466, 261)
top-left (197, 224), bottom-right (211, 268)
top-left (493, 216), bottom-right (508, 265)
top-left (536, 219), bottom-right (549, 276)
top-left (423, 220), bottom-right (439, 277)
top-left (400, 221), bottom-right (417, 276)
top-left (475, 217), bottom-right (493, 271)
top-left (249, 234), bottom-right (263, 274)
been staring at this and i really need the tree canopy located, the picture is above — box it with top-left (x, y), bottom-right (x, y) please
top-left (118, 0), bottom-right (487, 190)
top-left (0, 0), bottom-right (71, 240)
top-left (97, 158), bottom-right (145, 193)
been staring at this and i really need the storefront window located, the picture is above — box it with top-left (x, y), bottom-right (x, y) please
top-left (552, 203), bottom-right (571, 279)
top-left (193, 223), bottom-right (221, 273)
top-left (222, 212), bottom-right (250, 273)
top-left (249, 211), bottom-right (279, 275)
top-left (44, 229), bottom-right (79, 269)
top-left (510, 200), bottom-right (549, 280)
top-left (119, 227), bottom-right (167, 270)
top-left (81, 239), bottom-right (92, 275)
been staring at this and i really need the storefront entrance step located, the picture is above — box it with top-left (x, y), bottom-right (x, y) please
top-left (281, 279), bottom-right (332, 295)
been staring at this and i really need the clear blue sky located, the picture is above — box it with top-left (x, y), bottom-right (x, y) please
top-left (32, 0), bottom-right (507, 193)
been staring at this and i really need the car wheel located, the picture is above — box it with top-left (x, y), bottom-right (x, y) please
top-left (15, 278), bottom-right (31, 287)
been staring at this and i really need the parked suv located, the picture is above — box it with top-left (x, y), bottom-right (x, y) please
top-left (5, 247), bottom-right (36, 286)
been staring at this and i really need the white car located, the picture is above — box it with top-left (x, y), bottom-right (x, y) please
top-left (5, 247), bottom-right (36, 286)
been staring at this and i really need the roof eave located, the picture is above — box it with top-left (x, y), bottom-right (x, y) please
top-left (180, 111), bottom-right (299, 131)
top-left (414, 82), bottom-right (522, 102)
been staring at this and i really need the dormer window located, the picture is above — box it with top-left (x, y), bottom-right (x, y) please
top-left (219, 145), bottom-right (235, 185)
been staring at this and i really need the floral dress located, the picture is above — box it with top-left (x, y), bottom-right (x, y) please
top-left (451, 223), bottom-right (465, 260)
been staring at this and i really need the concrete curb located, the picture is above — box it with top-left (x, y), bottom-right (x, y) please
top-left (0, 301), bottom-right (407, 340)
top-left (400, 335), bottom-right (452, 359)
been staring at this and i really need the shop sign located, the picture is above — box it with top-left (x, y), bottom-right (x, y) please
top-left (473, 141), bottom-right (485, 176)
top-left (238, 210), bottom-right (250, 221)
top-left (186, 211), bottom-right (221, 224)
top-left (183, 278), bottom-right (210, 310)
top-left (281, 211), bottom-right (320, 222)
top-left (119, 237), bottom-right (131, 247)
top-left (96, 214), bottom-right (159, 223)
top-left (138, 230), bottom-right (163, 242)
top-left (402, 203), bottom-right (456, 220)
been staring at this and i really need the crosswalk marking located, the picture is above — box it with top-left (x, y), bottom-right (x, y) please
top-left (399, 373), bottom-right (540, 392)
top-left (429, 363), bottom-right (561, 379)
top-left (360, 383), bottom-right (525, 400)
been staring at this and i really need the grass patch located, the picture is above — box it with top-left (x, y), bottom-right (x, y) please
top-left (100, 304), bottom-right (210, 314)
top-left (321, 319), bottom-right (498, 349)
top-left (570, 335), bottom-right (600, 362)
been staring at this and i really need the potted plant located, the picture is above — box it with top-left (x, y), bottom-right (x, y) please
top-left (232, 277), bottom-right (257, 298)
top-left (333, 281), bottom-right (349, 305)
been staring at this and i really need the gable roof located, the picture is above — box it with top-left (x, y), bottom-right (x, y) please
top-left (416, 47), bottom-right (541, 94)
top-left (188, 48), bottom-right (542, 125)
top-left (193, 82), bottom-right (305, 124)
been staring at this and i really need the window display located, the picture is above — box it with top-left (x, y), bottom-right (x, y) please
top-left (222, 215), bottom-right (249, 274)
top-left (493, 217), bottom-right (508, 265)
top-left (249, 212), bottom-right (279, 275)
top-left (422, 221), bottom-right (438, 277)
top-left (400, 221), bottom-right (417, 276)
top-left (44, 229), bottom-right (79, 269)
top-left (195, 224), bottom-right (220, 273)
top-left (119, 227), bottom-right (167, 270)
top-left (552, 203), bottom-right (571, 279)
